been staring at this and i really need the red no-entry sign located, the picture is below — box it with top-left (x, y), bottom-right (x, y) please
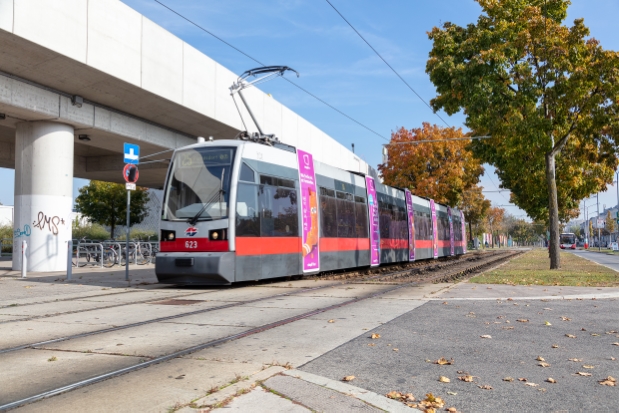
top-left (123, 164), bottom-right (139, 183)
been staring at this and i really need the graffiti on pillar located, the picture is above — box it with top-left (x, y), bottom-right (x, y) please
top-left (14, 225), bottom-right (32, 238)
top-left (33, 212), bottom-right (64, 236)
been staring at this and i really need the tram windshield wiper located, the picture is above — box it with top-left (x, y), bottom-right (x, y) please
top-left (188, 169), bottom-right (225, 226)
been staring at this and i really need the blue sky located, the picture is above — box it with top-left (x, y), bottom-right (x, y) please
top-left (1, 0), bottom-right (619, 221)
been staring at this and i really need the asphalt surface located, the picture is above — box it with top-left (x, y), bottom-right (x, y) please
top-left (300, 297), bottom-right (619, 412)
top-left (568, 249), bottom-right (619, 272)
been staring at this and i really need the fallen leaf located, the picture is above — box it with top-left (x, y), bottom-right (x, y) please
top-left (446, 407), bottom-right (458, 413)
top-left (545, 321), bottom-right (552, 326)
top-left (581, 328), bottom-right (587, 331)
top-left (368, 343), bottom-right (375, 347)
top-left (328, 319), bottom-right (335, 323)
top-left (419, 393), bottom-right (445, 409)
top-left (568, 358), bottom-right (583, 362)
top-left (478, 385), bottom-right (492, 390)
top-left (546, 378), bottom-right (556, 383)
top-left (599, 376), bottom-right (617, 386)
top-left (576, 372), bottom-right (592, 376)
top-left (386, 391), bottom-right (402, 399)
top-left (480, 335), bottom-right (492, 339)
top-left (591, 333), bottom-right (600, 337)
top-left (446, 391), bottom-right (458, 395)
top-left (517, 319), bottom-right (529, 323)
top-left (524, 383), bottom-right (539, 387)
top-left (538, 388), bottom-right (547, 392)
top-left (458, 375), bottom-right (474, 382)
top-left (561, 316), bottom-right (571, 321)
top-left (342, 375), bottom-right (356, 381)
top-left (404, 393), bottom-right (415, 401)
top-left (442, 302), bottom-right (448, 305)
top-left (612, 343), bottom-right (619, 346)
top-left (566, 334), bottom-right (577, 338)
top-left (611, 357), bottom-right (616, 361)
top-left (439, 376), bottom-right (451, 383)
top-left (518, 378), bottom-right (528, 382)
top-left (371, 334), bottom-right (381, 339)
top-left (393, 348), bottom-right (399, 352)
top-left (582, 365), bottom-right (595, 369)
top-left (502, 326), bottom-right (514, 330)
top-left (551, 344), bottom-right (559, 348)
top-left (536, 356), bottom-right (545, 361)
top-left (503, 377), bottom-right (514, 382)
top-left (539, 362), bottom-right (551, 368)
top-left (434, 357), bottom-right (454, 365)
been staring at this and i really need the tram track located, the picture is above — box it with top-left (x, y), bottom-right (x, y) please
top-left (0, 250), bottom-right (519, 411)
top-left (0, 251), bottom-right (500, 353)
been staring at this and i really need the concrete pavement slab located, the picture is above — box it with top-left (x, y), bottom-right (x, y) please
top-left (182, 286), bottom-right (308, 302)
top-left (0, 289), bottom-right (139, 307)
top-left (438, 282), bottom-right (619, 300)
top-left (185, 296), bottom-right (430, 367)
top-left (28, 300), bottom-right (228, 326)
top-left (180, 366), bottom-right (286, 410)
top-left (293, 283), bottom-right (396, 298)
top-left (372, 283), bottom-right (456, 300)
top-left (263, 374), bottom-right (382, 412)
top-left (76, 290), bottom-right (198, 303)
top-left (300, 298), bottom-right (619, 412)
top-left (16, 358), bottom-right (265, 413)
top-left (0, 319), bottom-right (108, 349)
top-left (161, 305), bottom-right (313, 328)
top-left (210, 386), bottom-right (310, 413)
top-left (0, 299), bottom-right (142, 318)
top-left (40, 322), bottom-right (248, 358)
top-left (0, 348), bottom-right (141, 405)
top-left (236, 295), bottom-right (352, 310)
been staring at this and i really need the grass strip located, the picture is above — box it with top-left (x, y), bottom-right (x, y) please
top-left (470, 248), bottom-right (619, 287)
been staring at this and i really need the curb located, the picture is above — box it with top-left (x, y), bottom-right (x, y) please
top-left (281, 369), bottom-right (421, 412)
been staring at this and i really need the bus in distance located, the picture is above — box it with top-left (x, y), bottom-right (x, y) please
top-left (559, 233), bottom-right (576, 249)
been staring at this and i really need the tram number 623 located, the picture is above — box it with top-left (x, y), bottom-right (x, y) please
top-left (185, 240), bottom-right (198, 249)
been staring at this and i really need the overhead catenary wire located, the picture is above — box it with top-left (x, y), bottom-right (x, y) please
top-left (324, 0), bottom-right (451, 128)
top-left (385, 136), bottom-right (492, 145)
top-left (152, 0), bottom-right (389, 142)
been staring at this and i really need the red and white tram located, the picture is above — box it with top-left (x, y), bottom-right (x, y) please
top-left (155, 139), bottom-right (467, 285)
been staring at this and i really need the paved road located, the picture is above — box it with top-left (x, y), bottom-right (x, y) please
top-left (300, 296), bottom-right (619, 412)
top-left (568, 249), bottom-right (619, 272)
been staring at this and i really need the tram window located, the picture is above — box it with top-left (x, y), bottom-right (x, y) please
top-left (260, 175), bottom-right (295, 189)
top-left (240, 163), bottom-right (255, 182)
top-left (355, 201), bottom-right (368, 238)
top-left (236, 183), bottom-right (260, 236)
top-left (319, 187), bottom-right (337, 237)
top-left (336, 195), bottom-right (355, 238)
top-left (259, 185), bottom-right (298, 237)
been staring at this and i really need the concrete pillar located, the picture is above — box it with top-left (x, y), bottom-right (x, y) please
top-left (12, 122), bottom-right (74, 272)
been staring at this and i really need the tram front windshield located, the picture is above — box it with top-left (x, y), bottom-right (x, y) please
top-left (163, 147), bottom-right (235, 221)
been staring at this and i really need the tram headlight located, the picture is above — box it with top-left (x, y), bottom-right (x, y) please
top-left (161, 229), bottom-right (176, 241)
top-left (209, 229), bottom-right (227, 241)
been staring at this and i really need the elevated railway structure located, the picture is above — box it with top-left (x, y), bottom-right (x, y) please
top-left (0, 0), bottom-right (365, 272)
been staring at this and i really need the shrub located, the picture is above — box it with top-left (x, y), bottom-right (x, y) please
top-left (72, 223), bottom-right (111, 241)
top-left (0, 223), bottom-right (12, 253)
top-left (129, 228), bottom-right (158, 241)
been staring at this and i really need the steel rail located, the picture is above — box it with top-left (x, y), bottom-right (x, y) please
top-left (0, 251), bottom-right (519, 411)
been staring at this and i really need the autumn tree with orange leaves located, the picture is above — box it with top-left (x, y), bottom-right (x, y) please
top-left (379, 123), bottom-right (484, 207)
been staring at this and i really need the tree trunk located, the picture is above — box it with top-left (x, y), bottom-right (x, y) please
top-left (545, 152), bottom-right (560, 269)
top-left (110, 223), bottom-right (115, 240)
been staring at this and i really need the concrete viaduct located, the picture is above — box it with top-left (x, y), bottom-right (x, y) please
top-left (0, 0), bottom-right (367, 272)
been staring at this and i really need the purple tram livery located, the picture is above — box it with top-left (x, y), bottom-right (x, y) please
top-left (155, 139), bottom-right (467, 285)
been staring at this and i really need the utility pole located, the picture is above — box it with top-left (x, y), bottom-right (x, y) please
top-left (597, 192), bottom-right (601, 251)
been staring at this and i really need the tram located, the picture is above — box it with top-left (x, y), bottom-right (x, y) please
top-left (155, 138), bottom-right (467, 285)
top-left (154, 65), bottom-right (467, 285)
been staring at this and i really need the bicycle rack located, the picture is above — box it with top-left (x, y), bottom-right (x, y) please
top-left (75, 242), bottom-right (104, 268)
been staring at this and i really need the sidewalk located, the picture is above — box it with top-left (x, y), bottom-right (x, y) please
top-left (176, 283), bottom-right (619, 413)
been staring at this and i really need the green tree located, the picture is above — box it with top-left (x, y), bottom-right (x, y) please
top-left (75, 181), bottom-right (150, 239)
top-left (379, 123), bottom-right (483, 206)
top-left (459, 185), bottom-right (491, 241)
top-left (426, 0), bottom-right (619, 269)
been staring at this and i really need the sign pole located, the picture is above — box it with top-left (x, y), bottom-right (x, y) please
top-left (126, 189), bottom-right (130, 282)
